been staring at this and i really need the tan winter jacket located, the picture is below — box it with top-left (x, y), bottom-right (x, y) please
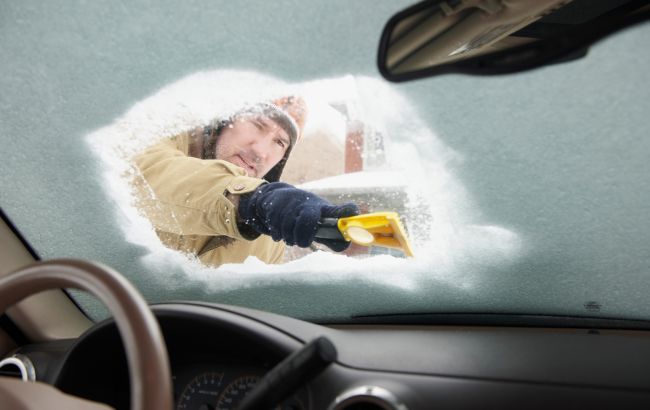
top-left (131, 132), bottom-right (284, 267)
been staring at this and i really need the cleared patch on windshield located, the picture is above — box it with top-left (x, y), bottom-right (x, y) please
top-left (85, 70), bottom-right (521, 298)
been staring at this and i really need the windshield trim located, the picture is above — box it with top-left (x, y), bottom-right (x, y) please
top-left (343, 312), bottom-right (650, 330)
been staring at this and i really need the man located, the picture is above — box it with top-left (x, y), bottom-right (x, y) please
top-left (132, 96), bottom-right (359, 267)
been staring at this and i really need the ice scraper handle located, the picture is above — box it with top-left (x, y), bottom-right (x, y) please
top-left (315, 218), bottom-right (346, 241)
top-left (314, 218), bottom-right (351, 251)
top-left (316, 215), bottom-right (378, 248)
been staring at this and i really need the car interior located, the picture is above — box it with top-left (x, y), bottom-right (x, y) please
top-left (1, 1), bottom-right (649, 409)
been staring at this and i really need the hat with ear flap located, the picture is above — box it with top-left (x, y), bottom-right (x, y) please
top-left (271, 95), bottom-right (308, 145)
top-left (259, 95), bottom-right (308, 182)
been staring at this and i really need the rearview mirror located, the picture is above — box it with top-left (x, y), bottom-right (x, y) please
top-left (378, 0), bottom-right (650, 81)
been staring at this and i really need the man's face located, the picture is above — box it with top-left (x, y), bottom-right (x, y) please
top-left (215, 115), bottom-right (291, 178)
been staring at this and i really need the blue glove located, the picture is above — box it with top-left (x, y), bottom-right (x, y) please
top-left (238, 182), bottom-right (359, 251)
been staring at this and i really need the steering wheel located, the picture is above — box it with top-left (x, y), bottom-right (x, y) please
top-left (0, 259), bottom-right (172, 410)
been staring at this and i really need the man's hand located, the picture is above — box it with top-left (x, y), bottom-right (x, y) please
top-left (238, 182), bottom-right (359, 251)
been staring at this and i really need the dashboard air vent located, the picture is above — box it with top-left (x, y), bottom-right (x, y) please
top-left (0, 354), bottom-right (36, 381)
top-left (329, 385), bottom-right (408, 410)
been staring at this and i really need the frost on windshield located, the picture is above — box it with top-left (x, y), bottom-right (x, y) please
top-left (86, 70), bottom-right (521, 302)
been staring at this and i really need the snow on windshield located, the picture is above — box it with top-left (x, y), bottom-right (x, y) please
top-left (86, 70), bottom-right (521, 295)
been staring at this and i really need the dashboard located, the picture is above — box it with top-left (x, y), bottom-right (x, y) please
top-left (9, 302), bottom-right (650, 409)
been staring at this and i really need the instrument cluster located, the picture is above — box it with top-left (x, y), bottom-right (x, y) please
top-left (173, 362), bottom-right (309, 410)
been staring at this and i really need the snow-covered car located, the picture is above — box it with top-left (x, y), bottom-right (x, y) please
top-left (1, 1), bottom-right (649, 409)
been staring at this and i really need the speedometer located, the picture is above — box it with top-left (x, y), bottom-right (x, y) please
top-left (176, 372), bottom-right (225, 410)
top-left (216, 375), bottom-right (306, 410)
top-left (215, 375), bottom-right (259, 410)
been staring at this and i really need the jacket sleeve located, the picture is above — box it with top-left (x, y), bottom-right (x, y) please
top-left (131, 134), bottom-right (265, 239)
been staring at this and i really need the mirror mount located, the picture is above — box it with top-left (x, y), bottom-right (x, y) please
top-left (378, 0), bottom-right (650, 81)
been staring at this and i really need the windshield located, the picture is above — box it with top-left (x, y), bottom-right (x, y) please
top-left (1, 1), bottom-right (649, 324)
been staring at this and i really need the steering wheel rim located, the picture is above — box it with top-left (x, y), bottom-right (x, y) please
top-left (0, 259), bottom-right (172, 410)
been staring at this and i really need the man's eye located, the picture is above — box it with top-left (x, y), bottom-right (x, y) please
top-left (276, 139), bottom-right (285, 148)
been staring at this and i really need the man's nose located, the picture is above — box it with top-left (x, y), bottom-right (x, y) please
top-left (249, 139), bottom-right (267, 162)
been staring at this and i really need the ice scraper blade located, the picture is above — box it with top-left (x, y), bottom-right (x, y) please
top-left (315, 212), bottom-right (414, 257)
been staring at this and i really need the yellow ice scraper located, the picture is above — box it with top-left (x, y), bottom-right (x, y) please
top-left (315, 212), bottom-right (414, 257)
